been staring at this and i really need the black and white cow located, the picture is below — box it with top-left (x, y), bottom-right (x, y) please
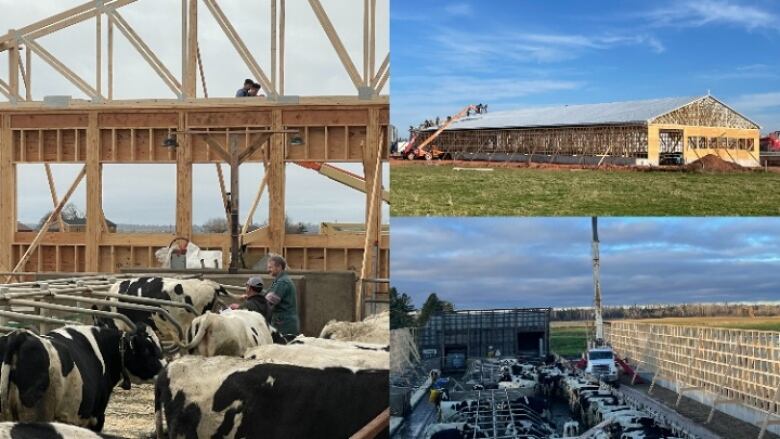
top-left (155, 355), bottom-right (388, 438)
top-left (0, 324), bottom-right (165, 432)
top-left (106, 277), bottom-right (228, 343)
top-left (0, 421), bottom-right (123, 438)
top-left (181, 310), bottom-right (274, 357)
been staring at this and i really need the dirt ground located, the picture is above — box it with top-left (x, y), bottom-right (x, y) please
top-left (103, 384), bottom-right (156, 439)
top-left (620, 376), bottom-right (779, 439)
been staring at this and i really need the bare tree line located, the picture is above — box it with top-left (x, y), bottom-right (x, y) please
top-left (553, 302), bottom-right (780, 321)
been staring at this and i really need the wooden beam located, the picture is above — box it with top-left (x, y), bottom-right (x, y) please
top-left (271, 0), bottom-right (277, 94)
top-left (350, 408), bottom-right (389, 439)
top-left (22, 48), bottom-right (32, 101)
top-left (237, 132), bottom-right (271, 164)
top-left (23, 38), bottom-right (100, 99)
top-left (202, 134), bottom-right (232, 163)
top-left (96, 8), bottom-right (102, 97)
top-left (279, 0), bottom-right (285, 95)
top-left (363, 0), bottom-right (369, 87)
top-left (8, 36), bottom-right (19, 102)
top-left (0, 0), bottom-right (138, 49)
top-left (108, 10), bottom-right (182, 96)
top-left (108, 14), bottom-right (114, 100)
top-left (371, 52), bottom-right (389, 89)
top-left (369, 0), bottom-right (376, 82)
top-left (357, 125), bottom-right (383, 320)
top-left (85, 113), bottom-right (101, 272)
top-left (307, 0), bottom-right (364, 90)
top-left (201, 0), bottom-right (275, 96)
top-left (0, 115), bottom-right (13, 272)
top-left (44, 164), bottom-right (66, 232)
top-left (241, 165), bottom-right (269, 236)
top-left (184, 0), bottom-right (197, 98)
top-left (6, 166), bottom-right (86, 281)
top-left (268, 109), bottom-right (285, 254)
top-left (176, 112), bottom-right (192, 239)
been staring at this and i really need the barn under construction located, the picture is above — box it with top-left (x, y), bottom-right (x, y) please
top-left (415, 95), bottom-right (761, 167)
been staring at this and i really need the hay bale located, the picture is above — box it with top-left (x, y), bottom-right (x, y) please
top-left (319, 311), bottom-right (389, 345)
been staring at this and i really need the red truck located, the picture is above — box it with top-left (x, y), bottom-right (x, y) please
top-left (761, 131), bottom-right (780, 151)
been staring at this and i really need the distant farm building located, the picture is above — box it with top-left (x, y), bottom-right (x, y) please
top-left (416, 95), bottom-right (761, 167)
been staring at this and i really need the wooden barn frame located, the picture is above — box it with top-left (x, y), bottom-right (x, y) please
top-left (0, 0), bottom-right (390, 316)
top-left (412, 96), bottom-right (761, 167)
top-left (607, 321), bottom-right (780, 438)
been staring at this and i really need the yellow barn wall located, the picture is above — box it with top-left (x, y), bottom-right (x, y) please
top-left (648, 124), bottom-right (760, 167)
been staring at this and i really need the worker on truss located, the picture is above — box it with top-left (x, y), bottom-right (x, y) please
top-left (235, 78), bottom-right (255, 97)
top-left (248, 82), bottom-right (264, 97)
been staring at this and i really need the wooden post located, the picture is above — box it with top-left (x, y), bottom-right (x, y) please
top-left (108, 13), bottom-right (113, 100)
top-left (8, 32), bottom-right (19, 103)
top-left (184, 0), bottom-right (197, 98)
top-left (96, 7), bottom-right (102, 98)
top-left (176, 112), bottom-right (192, 239)
top-left (357, 108), bottom-right (382, 319)
top-left (0, 115), bottom-right (13, 273)
top-left (279, 0), bottom-right (285, 95)
top-left (228, 134), bottom-right (240, 271)
top-left (271, 0), bottom-right (277, 93)
top-left (85, 113), bottom-right (101, 272)
top-left (268, 110), bottom-right (285, 255)
top-left (24, 45), bottom-right (32, 101)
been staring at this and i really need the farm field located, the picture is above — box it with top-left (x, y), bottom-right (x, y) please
top-left (627, 316), bottom-right (780, 331)
top-left (550, 325), bottom-right (588, 357)
top-left (550, 316), bottom-right (780, 357)
top-left (390, 163), bottom-right (780, 216)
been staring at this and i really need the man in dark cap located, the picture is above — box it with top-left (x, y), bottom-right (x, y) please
top-left (236, 78), bottom-right (254, 97)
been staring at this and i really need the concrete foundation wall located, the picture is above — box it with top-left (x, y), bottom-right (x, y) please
top-left (647, 373), bottom-right (780, 436)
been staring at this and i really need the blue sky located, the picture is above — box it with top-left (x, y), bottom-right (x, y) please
top-left (391, 0), bottom-right (780, 134)
top-left (391, 217), bottom-right (780, 309)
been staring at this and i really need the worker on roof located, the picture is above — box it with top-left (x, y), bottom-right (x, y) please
top-left (248, 82), bottom-right (263, 97)
top-left (236, 78), bottom-right (254, 97)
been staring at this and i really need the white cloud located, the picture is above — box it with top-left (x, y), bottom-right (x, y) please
top-left (646, 0), bottom-right (776, 31)
top-left (444, 3), bottom-right (472, 17)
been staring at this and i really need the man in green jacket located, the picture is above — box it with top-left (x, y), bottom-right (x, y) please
top-left (264, 254), bottom-right (300, 337)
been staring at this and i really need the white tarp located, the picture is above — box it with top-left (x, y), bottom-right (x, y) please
top-left (155, 242), bottom-right (224, 269)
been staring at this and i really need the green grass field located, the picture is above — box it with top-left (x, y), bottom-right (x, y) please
top-left (629, 316), bottom-right (780, 332)
top-left (549, 317), bottom-right (780, 357)
top-left (550, 326), bottom-right (588, 357)
top-left (391, 165), bottom-right (780, 216)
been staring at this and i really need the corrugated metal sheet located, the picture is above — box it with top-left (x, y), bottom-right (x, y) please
top-left (438, 96), bottom-right (702, 130)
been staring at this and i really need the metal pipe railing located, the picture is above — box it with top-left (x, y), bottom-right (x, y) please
top-left (52, 295), bottom-right (184, 341)
top-left (0, 309), bottom-right (80, 328)
top-left (86, 290), bottom-right (199, 315)
top-left (7, 299), bottom-right (137, 332)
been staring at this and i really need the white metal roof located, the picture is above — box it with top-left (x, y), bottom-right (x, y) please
top-left (438, 96), bottom-right (704, 130)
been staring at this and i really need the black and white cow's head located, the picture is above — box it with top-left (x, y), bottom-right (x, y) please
top-left (121, 322), bottom-right (165, 386)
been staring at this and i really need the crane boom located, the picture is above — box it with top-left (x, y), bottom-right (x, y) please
top-left (402, 104), bottom-right (479, 159)
top-left (591, 216), bottom-right (604, 343)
